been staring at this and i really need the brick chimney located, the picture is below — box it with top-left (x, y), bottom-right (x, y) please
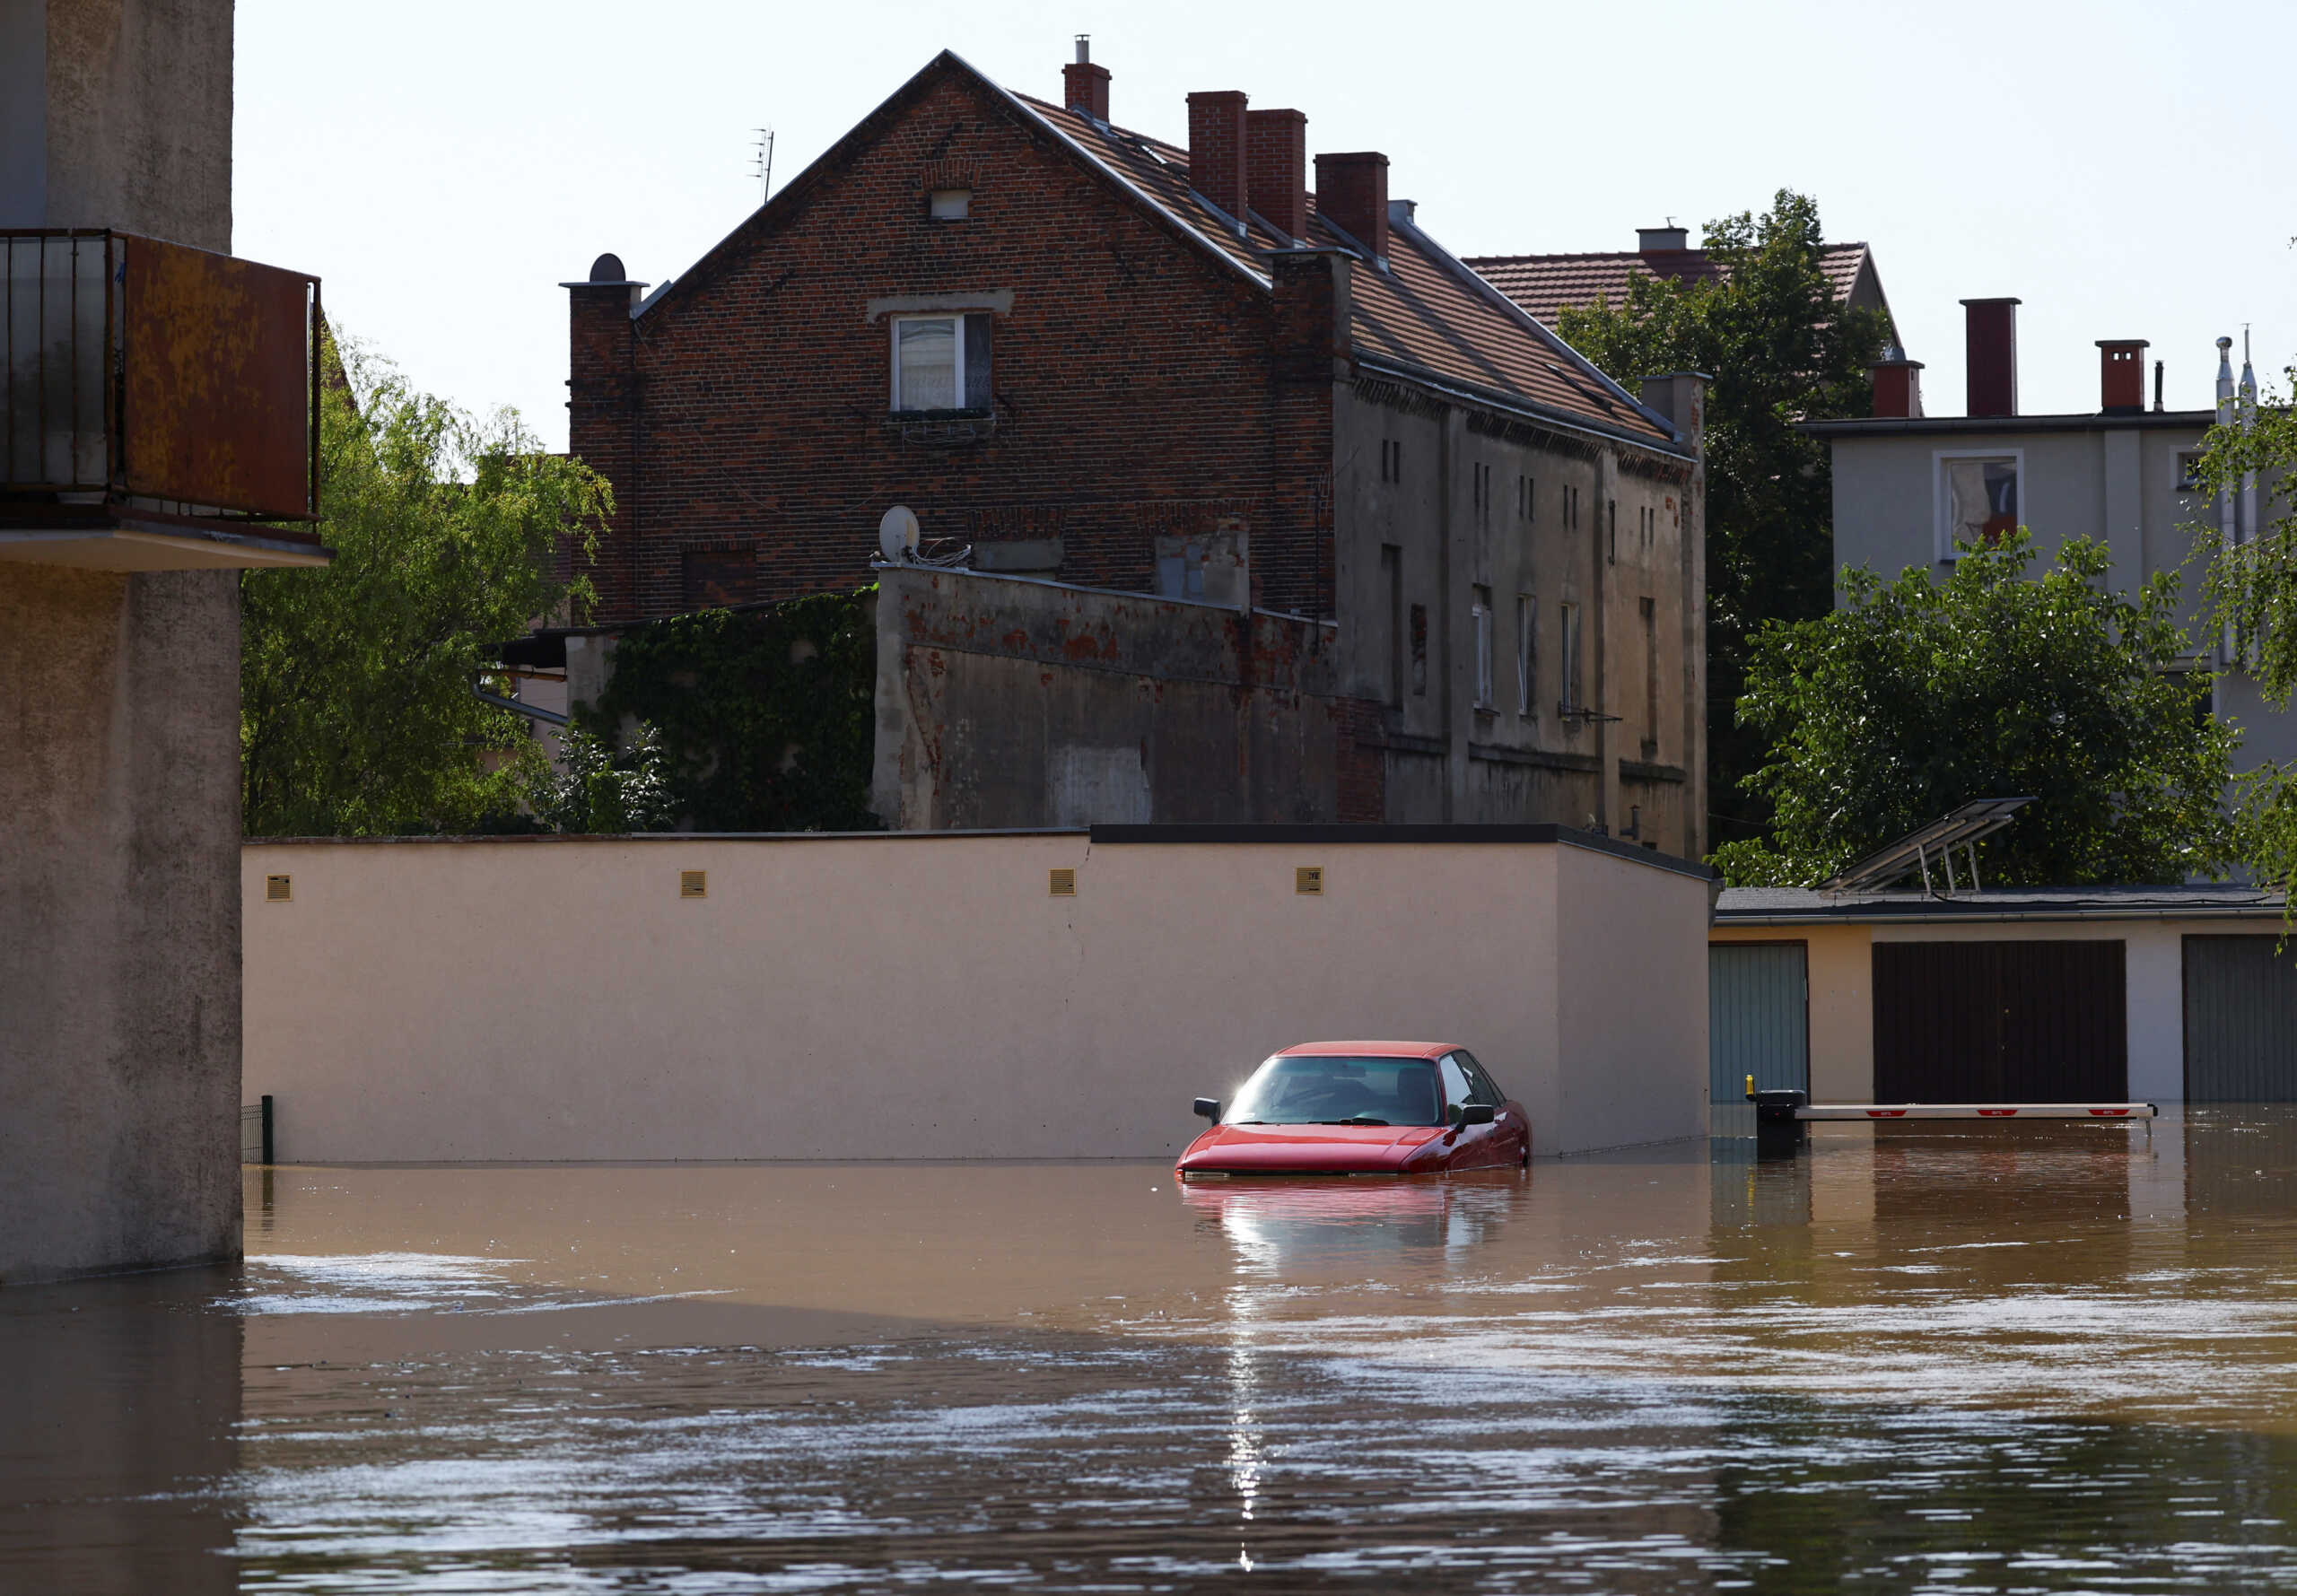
top-left (1245, 108), bottom-right (1307, 240)
top-left (1186, 91), bottom-right (1249, 223)
top-left (1062, 34), bottom-right (1108, 122)
top-left (563, 252), bottom-right (648, 621)
top-left (1961, 297), bottom-right (2021, 417)
top-left (2097, 339), bottom-right (2148, 414)
top-left (1870, 350), bottom-right (1925, 418)
top-left (1314, 151), bottom-right (1389, 263)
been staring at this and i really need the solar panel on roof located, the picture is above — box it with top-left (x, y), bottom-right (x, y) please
top-left (1818, 798), bottom-right (2035, 894)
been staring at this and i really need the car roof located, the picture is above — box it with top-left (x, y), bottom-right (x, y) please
top-left (1273, 1040), bottom-right (1458, 1060)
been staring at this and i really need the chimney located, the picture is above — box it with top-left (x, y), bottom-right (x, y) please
top-left (2096, 339), bottom-right (2148, 414)
top-left (1961, 297), bottom-right (2021, 417)
top-left (1061, 34), bottom-right (1109, 123)
top-left (1186, 91), bottom-right (1249, 224)
top-left (1314, 151), bottom-right (1389, 263)
top-left (1245, 108), bottom-right (1307, 240)
top-left (1870, 349), bottom-right (1925, 419)
top-left (1638, 223), bottom-right (1689, 252)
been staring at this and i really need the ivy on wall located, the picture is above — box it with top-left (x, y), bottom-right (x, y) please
top-left (583, 587), bottom-right (881, 833)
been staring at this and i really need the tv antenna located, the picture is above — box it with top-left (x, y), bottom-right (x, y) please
top-left (751, 127), bottom-right (775, 205)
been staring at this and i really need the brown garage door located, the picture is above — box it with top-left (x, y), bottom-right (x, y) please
top-left (1873, 941), bottom-right (2127, 1103)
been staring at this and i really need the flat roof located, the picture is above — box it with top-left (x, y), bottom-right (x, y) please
top-left (1801, 410), bottom-right (2213, 440)
top-left (1716, 884), bottom-right (2285, 926)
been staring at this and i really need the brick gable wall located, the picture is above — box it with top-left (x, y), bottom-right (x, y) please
top-left (568, 64), bottom-right (1341, 626)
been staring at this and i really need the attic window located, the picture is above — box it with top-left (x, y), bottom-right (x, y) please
top-left (892, 313), bottom-right (993, 412)
top-left (929, 188), bottom-right (972, 220)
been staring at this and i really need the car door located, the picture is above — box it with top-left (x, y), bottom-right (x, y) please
top-left (1455, 1051), bottom-right (1527, 1166)
top-left (1437, 1052), bottom-right (1497, 1169)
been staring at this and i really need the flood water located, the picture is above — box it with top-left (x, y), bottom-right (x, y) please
top-left (10, 1112), bottom-right (2297, 1592)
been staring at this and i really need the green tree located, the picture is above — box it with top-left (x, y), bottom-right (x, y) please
top-left (1711, 535), bottom-right (2234, 888)
top-left (2194, 376), bottom-right (2297, 894)
top-left (241, 338), bottom-right (612, 835)
top-left (528, 724), bottom-right (677, 834)
top-left (1556, 190), bottom-right (1893, 851)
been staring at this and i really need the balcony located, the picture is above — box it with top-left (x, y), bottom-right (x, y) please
top-left (1, 230), bottom-right (329, 571)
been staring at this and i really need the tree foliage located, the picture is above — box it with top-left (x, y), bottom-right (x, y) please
top-left (1711, 535), bottom-right (2234, 888)
top-left (583, 590), bottom-right (881, 833)
top-left (2194, 376), bottom-right (2297, 895)
top-left (529, 725), bottom-right (677, 834)
top-left (241, 338), bottom-right (611, 835)
top-left (1556, 191), bottom-right (1893, 850)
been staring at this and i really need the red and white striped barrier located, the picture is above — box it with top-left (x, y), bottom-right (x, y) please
top-left (1795, 1103), bottom-right (2157, 1121)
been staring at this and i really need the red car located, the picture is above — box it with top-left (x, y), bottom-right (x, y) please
top-left (1176, 1041), bottom-right (1532, 1176)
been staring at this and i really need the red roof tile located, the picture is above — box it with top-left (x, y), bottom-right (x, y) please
top-left (1463, 244), bottom-right (1874, 327)
top-left (1013, 92), bottom-right (1680, 453)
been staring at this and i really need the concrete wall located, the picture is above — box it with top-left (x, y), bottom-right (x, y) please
top-left (872, 564), bottom-right (1354, 828)
top-left (1713, 918), bottom-right (2197, 1103)
top-left (0, 566), bottom-right (244, 1282)
top-left (0, 1), bottom-right (242, 1284)
top-left (242, 830), bottom-right (1714, 1162)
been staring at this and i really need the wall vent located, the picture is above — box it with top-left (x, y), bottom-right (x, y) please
top-left (680, 870), bottom-right (708, 899)
top-left (1049, 868), bottom-right (1077, 897)
top-left (265, 874), bottom-right (292, 903)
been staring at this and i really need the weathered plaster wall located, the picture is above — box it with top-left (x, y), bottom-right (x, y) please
top-left (241, 831), bottom-right (1713, 1162)
top-left (0, 566), bottom-right (244, 1283)
top-left (37, 0), bottom-right (233, 251)
top-left (873, 564), bottom-right (1353, 827)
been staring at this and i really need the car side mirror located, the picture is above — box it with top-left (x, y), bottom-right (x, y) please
top-left (1193, 1097), bottom-right (1220, 1122)
top-left (1458, 1103), bottom-right (1497, 1127)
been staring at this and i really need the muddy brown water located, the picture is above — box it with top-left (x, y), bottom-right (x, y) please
top-left (8, 1110), bottom-right (2297, 1592)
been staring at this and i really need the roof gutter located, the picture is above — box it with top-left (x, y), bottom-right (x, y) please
top-left (1355, 353), bottom-right (1695, 462)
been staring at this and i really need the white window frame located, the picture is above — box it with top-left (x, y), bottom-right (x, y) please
top-left (891, 313), bottom-right (965, 414)
top-left (1933, 447), bottom-right (2025, 563)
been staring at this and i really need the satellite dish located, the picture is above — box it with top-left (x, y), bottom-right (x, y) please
top-left (878, 504), bottom-right (921, 563)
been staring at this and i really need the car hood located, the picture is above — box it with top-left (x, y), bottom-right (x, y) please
top-left (1176, 1122), bottom-right (1447, 1174)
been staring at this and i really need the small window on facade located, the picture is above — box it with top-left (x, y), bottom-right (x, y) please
top-left (892, 312), bottom-right (992, 412)
top-left (1941, 454), bottom-right (2020, 554)
top-left (1558, 601), bottom-right (1581, 715)
top-left (1515, 594), bottom-right (1534, 714)
top-left (1518, 474), bottom-right (1534, 522)
top-left (1472, 586), bottom-right (1494, 708)
top-left (1382, 545), bottom-right (1404, 707)
top-left (929, 188), bottom-right (972, 220)
top-left (1472, 462), bottom-right (1490, 529)
top-left (1380, 439), bottom-right (1402, 484)
top-left (1639, 596), bottom-right (1658, 755)
top-left (1607, 499), bottom-right (1618, 564)
top-left (1409, 602), bottom-right (1428, 696)
top-left (2177, 449), bottom-right (2205, 492)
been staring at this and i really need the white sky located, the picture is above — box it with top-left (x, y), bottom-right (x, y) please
top-left (237, 0), bottom-right (2297, 455)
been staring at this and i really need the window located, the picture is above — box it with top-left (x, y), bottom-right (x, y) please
top-left (1455, 1051), bottom-right (1503, 1107)
top-left (1606, 499), bottom-right (1618, 564)
top-left (1439, 1054), bottom-right (1473, 1119)
top-left (1380, 439), bottom-right (1402, 484)
top-left (928, 188), bottom-right (972, 220)
top-left (892, 312), bottom-right (992, 412)
top-left (1472, 586), bottom-right (1494, 708)
top-left (1518, 474), bottom-right (1534, 522)
top-left (1936, 451), bottom-right (2021, 557)
top-left (1563, 483), bottom-right (1580, 529)
top-left (2178, 450), bottom-right (2205, 492)
top-left (1472, 462), bottom-right (1491, 528)
top-left (1639, 504), bottom-right (1655, 548)
top-left (1639, 596), bottom-right (1658, 756)
top-left (1515, 593), bottom-right (1534, 714)
top-left (1226, 1053), bottom-right (1445, 1127)
top-left (1410, 603), bottom-right (1428, 696)
top-left (1381, 545), bottom-right (1403, 706)
top-left (1558, 601), bottom-right (1581, 715)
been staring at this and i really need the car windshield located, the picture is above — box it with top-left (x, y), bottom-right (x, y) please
top-left (1225, 1055), bottom-right (1441, 1127)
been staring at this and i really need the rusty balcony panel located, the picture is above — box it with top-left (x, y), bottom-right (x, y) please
top-left (3, 229), bottom-right (320, 523)
top-left (121, 234), bottom-right (316, 519)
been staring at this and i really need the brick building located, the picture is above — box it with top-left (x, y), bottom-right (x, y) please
top-left (561, 45), bottom-right (1706, 847)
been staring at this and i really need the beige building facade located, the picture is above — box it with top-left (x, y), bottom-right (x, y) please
top-left (242, 827), bottom-right (1714, 1164)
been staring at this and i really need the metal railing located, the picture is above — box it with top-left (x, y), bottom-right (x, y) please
top-left (3, 228), bottom-right (320, 521)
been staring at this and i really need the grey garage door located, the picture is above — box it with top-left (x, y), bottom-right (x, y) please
top-left (1710, 943), bottom-right (1809, 1103)
top-left (2185, 937), bottom-right (2297, 1102)
top-left (1873, 941), bottom-right (2126, 1103)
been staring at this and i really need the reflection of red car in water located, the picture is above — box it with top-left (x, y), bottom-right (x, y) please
top-left (1176, 1041), bottom-right (1531, 1176)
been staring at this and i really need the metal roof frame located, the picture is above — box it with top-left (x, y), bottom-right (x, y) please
top-left (1817, 797), bottom-right (2035, 895)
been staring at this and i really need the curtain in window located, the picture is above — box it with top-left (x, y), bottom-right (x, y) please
top-left (896, 318), bottom-right (957, 411)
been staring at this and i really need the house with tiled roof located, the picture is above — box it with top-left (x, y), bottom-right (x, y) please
top-left (554, 43), bottom-right (1706, 846)
top-left (1466, 225), bottom-right (1897, 344)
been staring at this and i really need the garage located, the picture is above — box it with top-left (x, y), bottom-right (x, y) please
top-left (2184, 937), bottom-right (2297, 1102)
top-left (1709, 942), bottom-right (1809, 1103)
top-left (1873, 940), bottom-right (2127, 1103)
